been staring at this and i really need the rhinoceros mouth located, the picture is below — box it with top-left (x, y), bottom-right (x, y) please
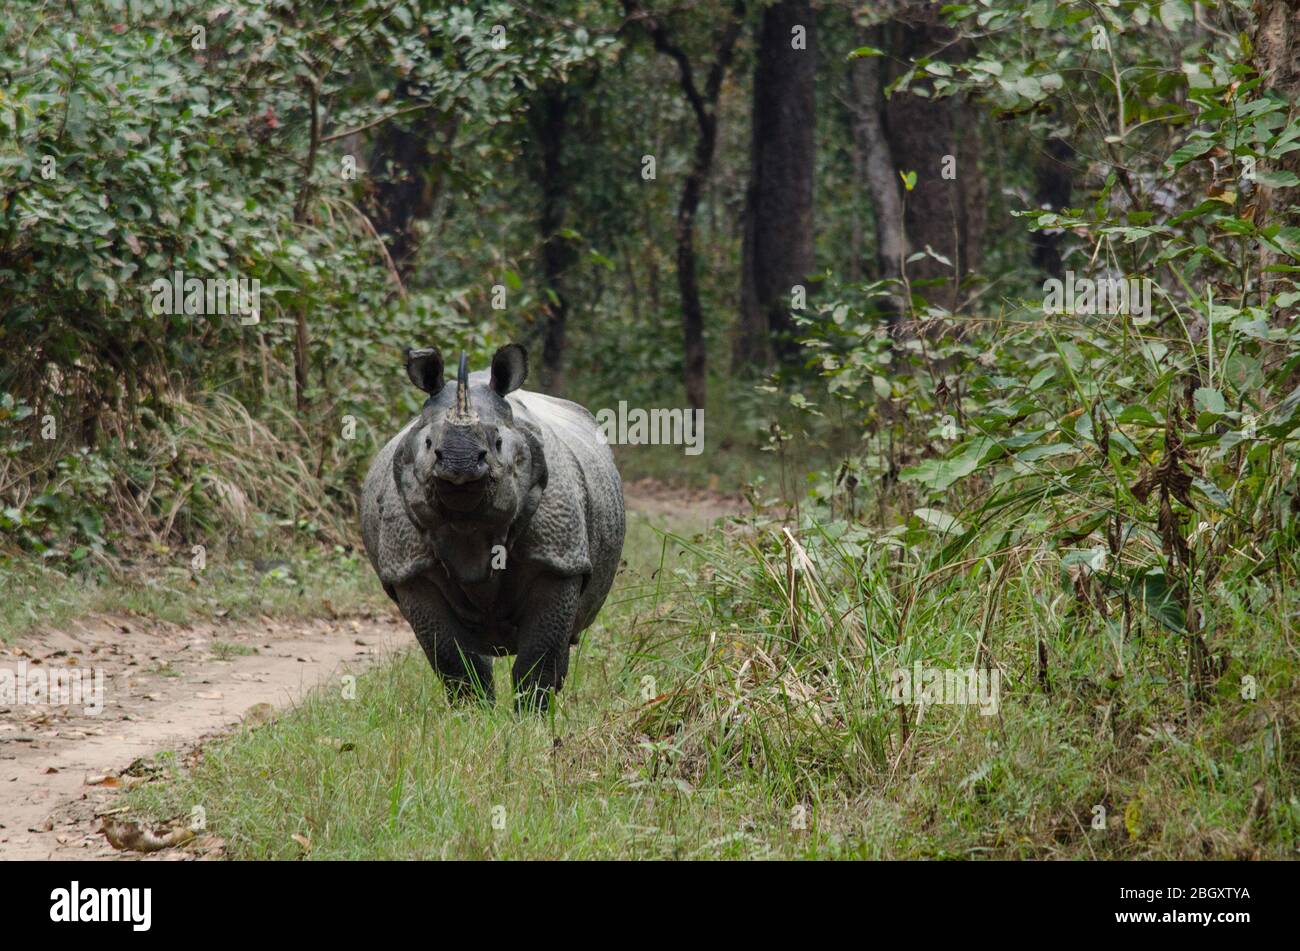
top-left (433, 478), bottom-right (488, 512)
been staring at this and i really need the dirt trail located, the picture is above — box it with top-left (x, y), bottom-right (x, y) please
top-left (0, 481), bottom-right (739, 860)
top-left (0, 613), bottom-right (403, 859)
top-left (622, 477), bottom-right (745, 523)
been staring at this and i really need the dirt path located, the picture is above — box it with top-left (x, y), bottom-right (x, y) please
top-left (622, 477), bottom-right (745, 523)
top-left (0, 481), bottom-right (740, 860)
top-left (0, 612), bottom-right (403, 859)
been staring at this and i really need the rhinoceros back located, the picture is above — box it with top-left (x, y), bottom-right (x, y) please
top-left (507, 389), bottom-right (625, 632)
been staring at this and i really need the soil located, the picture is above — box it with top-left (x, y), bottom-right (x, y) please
top-left (0, 612), bottom-right (402, 859)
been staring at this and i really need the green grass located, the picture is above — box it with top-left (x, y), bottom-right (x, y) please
top-left (0, 545), bottom-right (389, 643)
top-left (123, 502), bottom-right (1300, 859)
top-left (212, 641), bottom-right (260, 660)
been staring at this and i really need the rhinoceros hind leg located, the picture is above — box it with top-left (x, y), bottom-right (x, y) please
top-left (395, 582), bottom-right (495, 705)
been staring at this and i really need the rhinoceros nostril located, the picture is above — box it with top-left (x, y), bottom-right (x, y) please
top-left (477, 450), bottom-right (487, 463)
top-left (433, 449), bottom-right (443, 461)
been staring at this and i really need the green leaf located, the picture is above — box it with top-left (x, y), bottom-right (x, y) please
top-left (1130, 569), bottom-right (1187, 635)
top-left (1025, 0), bottom-right (1054, 28)
top-left (1256, 170), bottom-right (1300, 188)
top-left (1013, 442), bottom-right (1078, 464)
top-left (1165, 137), bottom-right (1214, 171)
top-left (1014, 76), bottom-right (1043, 101)
top-left (1159, 0), bottom-right (1191, 32)
top-left (900, 437), bottom-right (999, 491)
top-left (1192, 477), bottom-right (1229, 509)
top-left (1117, 405), bottom-right (1160, 426)
top-left (913, 507), bottom-right (965, 534)
top-left (1193, 387), bottom-right (1226, 415)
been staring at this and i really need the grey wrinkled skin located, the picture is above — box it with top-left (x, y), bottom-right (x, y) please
top-left (360, 344), bottom-right (625, 711)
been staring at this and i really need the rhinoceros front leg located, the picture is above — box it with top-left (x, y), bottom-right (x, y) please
top-left (394, 581), bottom-right (495, 705)
top-left (512, 573), bottom-right (582, 713)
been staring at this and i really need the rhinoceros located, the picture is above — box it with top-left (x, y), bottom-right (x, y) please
top-left (361, 343), bottom-right (625, 710)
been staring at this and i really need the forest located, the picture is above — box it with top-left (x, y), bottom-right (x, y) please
top-left (1, 0), bottom-right (1298, 862)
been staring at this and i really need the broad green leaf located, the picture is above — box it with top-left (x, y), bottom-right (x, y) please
top-left (913, 507), bottom-right (965, 534)
top-left (1130, 569), bottom-right (1187, 635)
top-left (1193, 387), bottom-right (1226, 415)
top-left (1159, 0), bottom-right (1191, 32)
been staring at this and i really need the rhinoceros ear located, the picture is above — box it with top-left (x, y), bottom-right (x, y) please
top-left (489, 343), bottom-right (528, 396)
top-left (405, 347), bottom-right (445, 395)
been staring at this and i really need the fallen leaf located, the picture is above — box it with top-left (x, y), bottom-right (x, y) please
top-left (122, 757), bottom-right (159, 778)
top-left (243, 702), bottom-right (275, 725)
top-left (190, 834), bottom-right (225, 855)
top-left (101, 818), bottom-right (195, 853)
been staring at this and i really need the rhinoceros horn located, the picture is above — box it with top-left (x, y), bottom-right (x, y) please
top-left (448, 351), bottom-right (478, 425)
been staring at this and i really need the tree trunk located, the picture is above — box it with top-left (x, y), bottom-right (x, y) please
top-left (736, 0), bottom-right (816, 369)
top-left (533, 84), bottom-right (578, 394)
top-left (1251, 0), bottom-right (1300, 319)
top-left (1031, 131), bottom-right (1074, 278)
top-left (880, 5), bottom-right (985, 314)
top-left (369, 85), bottom-right (458, 276)
top-left (849, 25), bottom-right (908, 331)
top-left (677, 169), bottom-right (708, 409)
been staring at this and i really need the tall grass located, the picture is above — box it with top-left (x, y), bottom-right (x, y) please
top-left (126, 497), bottom-right (1299, 858)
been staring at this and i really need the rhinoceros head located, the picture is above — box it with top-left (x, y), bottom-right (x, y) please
top-left (397, 343), bottom-right (540, 528)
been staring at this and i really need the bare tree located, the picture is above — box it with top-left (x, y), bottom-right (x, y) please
top-left (626, 0), bottom-right (745, 409)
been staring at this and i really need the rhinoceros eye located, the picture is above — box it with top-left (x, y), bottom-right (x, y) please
top-left (495, 436), bottom-right (503, 452)
top-left (425, 438), bottom-right (432, 450)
